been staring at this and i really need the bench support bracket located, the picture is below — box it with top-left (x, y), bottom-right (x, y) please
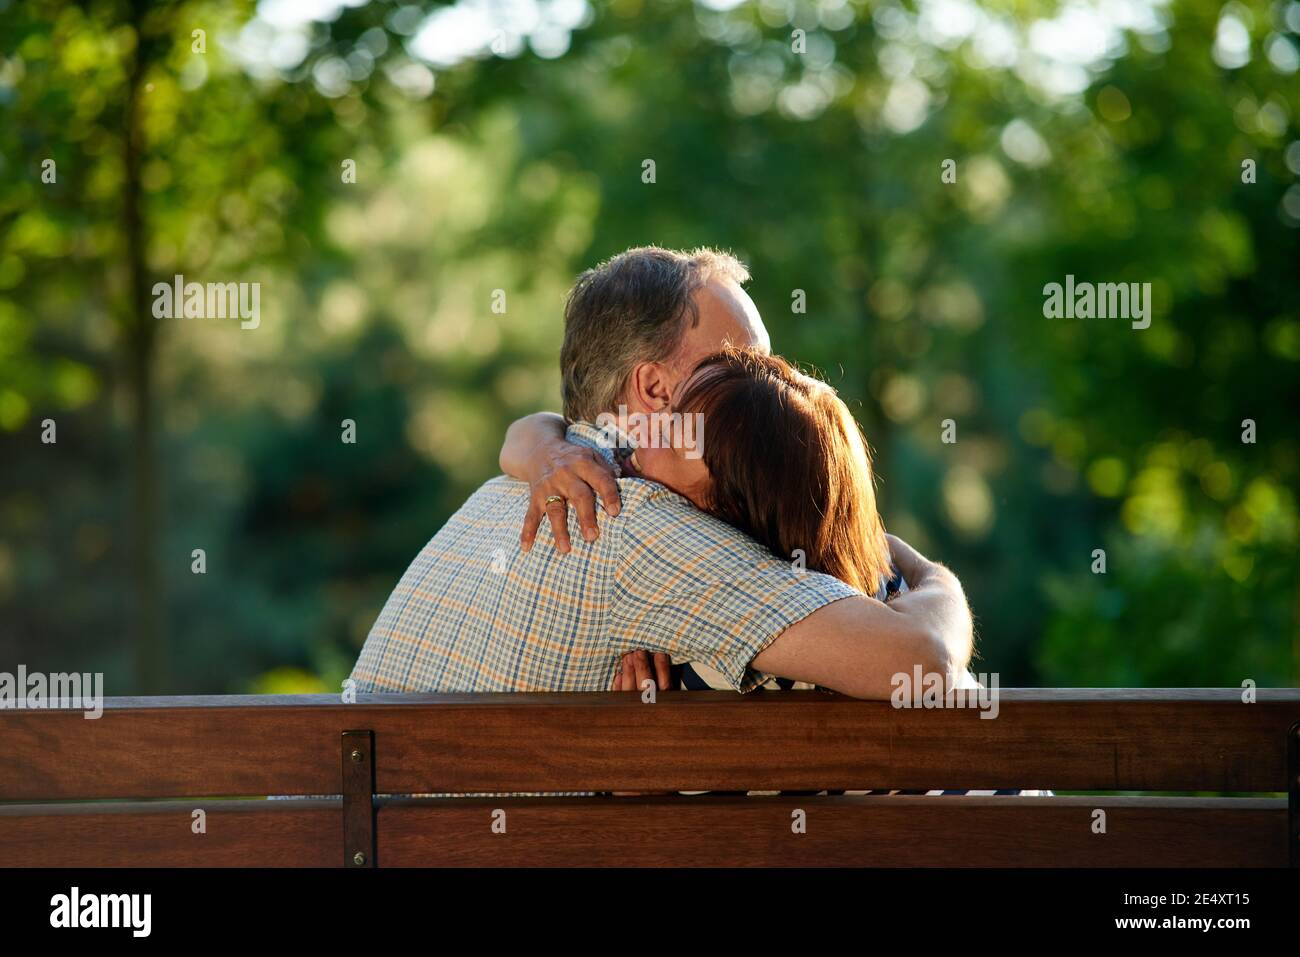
top-left (342, 730), bottom-right (376, 868)
top-left (1290, 722), bottom-right (1299, 869)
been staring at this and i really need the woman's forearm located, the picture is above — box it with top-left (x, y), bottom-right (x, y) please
top-left (499, 412), bottom-right (568, 480)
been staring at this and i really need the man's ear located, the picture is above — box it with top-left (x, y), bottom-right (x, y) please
top-left (626, 361), bottom-right (673, 413)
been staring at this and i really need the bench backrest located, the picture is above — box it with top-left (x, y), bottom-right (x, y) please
top-left (3, 689), bottom-right (1298, 867)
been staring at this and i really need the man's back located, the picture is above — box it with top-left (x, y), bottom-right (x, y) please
top-left (353, 472), bottom-right (634, 693)
top-left (350, 424), bottom-right (857, 694)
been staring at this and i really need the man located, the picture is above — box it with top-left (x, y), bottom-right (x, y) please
top-left (349, 246), bottom-right (971, 698)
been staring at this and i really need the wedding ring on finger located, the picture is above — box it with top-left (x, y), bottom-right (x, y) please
top-left (544, 495), bottom-right (566, 508)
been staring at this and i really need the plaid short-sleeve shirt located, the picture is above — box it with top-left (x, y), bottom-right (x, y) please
top-left (349, 421), bottom-right (857, 695)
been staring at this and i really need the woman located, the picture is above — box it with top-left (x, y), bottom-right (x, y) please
top-left (503, 347), bottom-right (1042, 797)
top-left (621, 346), bottom-right (908, 694)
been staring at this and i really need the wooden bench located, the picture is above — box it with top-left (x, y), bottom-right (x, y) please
top-left (3, 689), bottom-right (1297, 867)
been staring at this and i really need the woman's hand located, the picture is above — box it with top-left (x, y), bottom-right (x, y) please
top-left (610, 650), bottom-right (672, 692)
top-left (500, 412), bottom-right (623, 553)
top-left (885, 533), bottom-right (933, 586)
top-left (521, 438), bottom-right (623, 553)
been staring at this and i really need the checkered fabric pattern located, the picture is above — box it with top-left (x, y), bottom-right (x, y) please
top-left (349, 421), bottom-right (858, 696)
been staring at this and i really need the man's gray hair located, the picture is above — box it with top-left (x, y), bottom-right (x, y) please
top-left (559, 245), bottom-right (750, 422)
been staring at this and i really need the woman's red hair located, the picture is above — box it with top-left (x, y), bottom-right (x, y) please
top-left (675, 347), bottom-right (892, 595)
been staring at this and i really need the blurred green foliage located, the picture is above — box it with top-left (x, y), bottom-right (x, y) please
top-left (0, 0), bottom-right (1296, 694)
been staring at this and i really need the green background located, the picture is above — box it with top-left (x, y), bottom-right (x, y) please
top-left (1, 0), bottom-right (1296, 695)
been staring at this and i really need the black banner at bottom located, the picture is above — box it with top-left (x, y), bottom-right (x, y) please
top-left (0, 866), bottom-right (1293, 943)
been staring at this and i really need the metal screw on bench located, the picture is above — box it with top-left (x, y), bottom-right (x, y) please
top-left (353, 851), bottom-right (366, 865)
top-left (351, 749), bottom-right (363, 763)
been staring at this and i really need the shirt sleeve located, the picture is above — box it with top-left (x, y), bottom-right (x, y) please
top-left (609, 485), bottom-right (859, 692)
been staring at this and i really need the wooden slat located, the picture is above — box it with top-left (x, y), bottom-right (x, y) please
top-left (375, 796), bottom-right (1288, 868)
top-left (3, 690), bottom-right (1298, 800)
top-left (0, 800), bottom-right (340, 867)
top-left (0, 795), bottom-right (1281, 868)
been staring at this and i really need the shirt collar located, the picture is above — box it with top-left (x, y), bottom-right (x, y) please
top-left (566, 420), bottom-right (635, 470)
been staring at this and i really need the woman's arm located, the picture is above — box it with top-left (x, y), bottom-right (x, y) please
top-left (499, 412), bottom-right (567, 478)
top-left (499, 412), bottom-right (623, 553)
top-left (752, 535), bottom-right (973, 699)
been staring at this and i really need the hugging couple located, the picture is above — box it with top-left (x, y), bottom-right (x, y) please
top-left (352, 244), bottom-right (979, 712)
top-left (350, 246), bottom-right (1042, 797)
